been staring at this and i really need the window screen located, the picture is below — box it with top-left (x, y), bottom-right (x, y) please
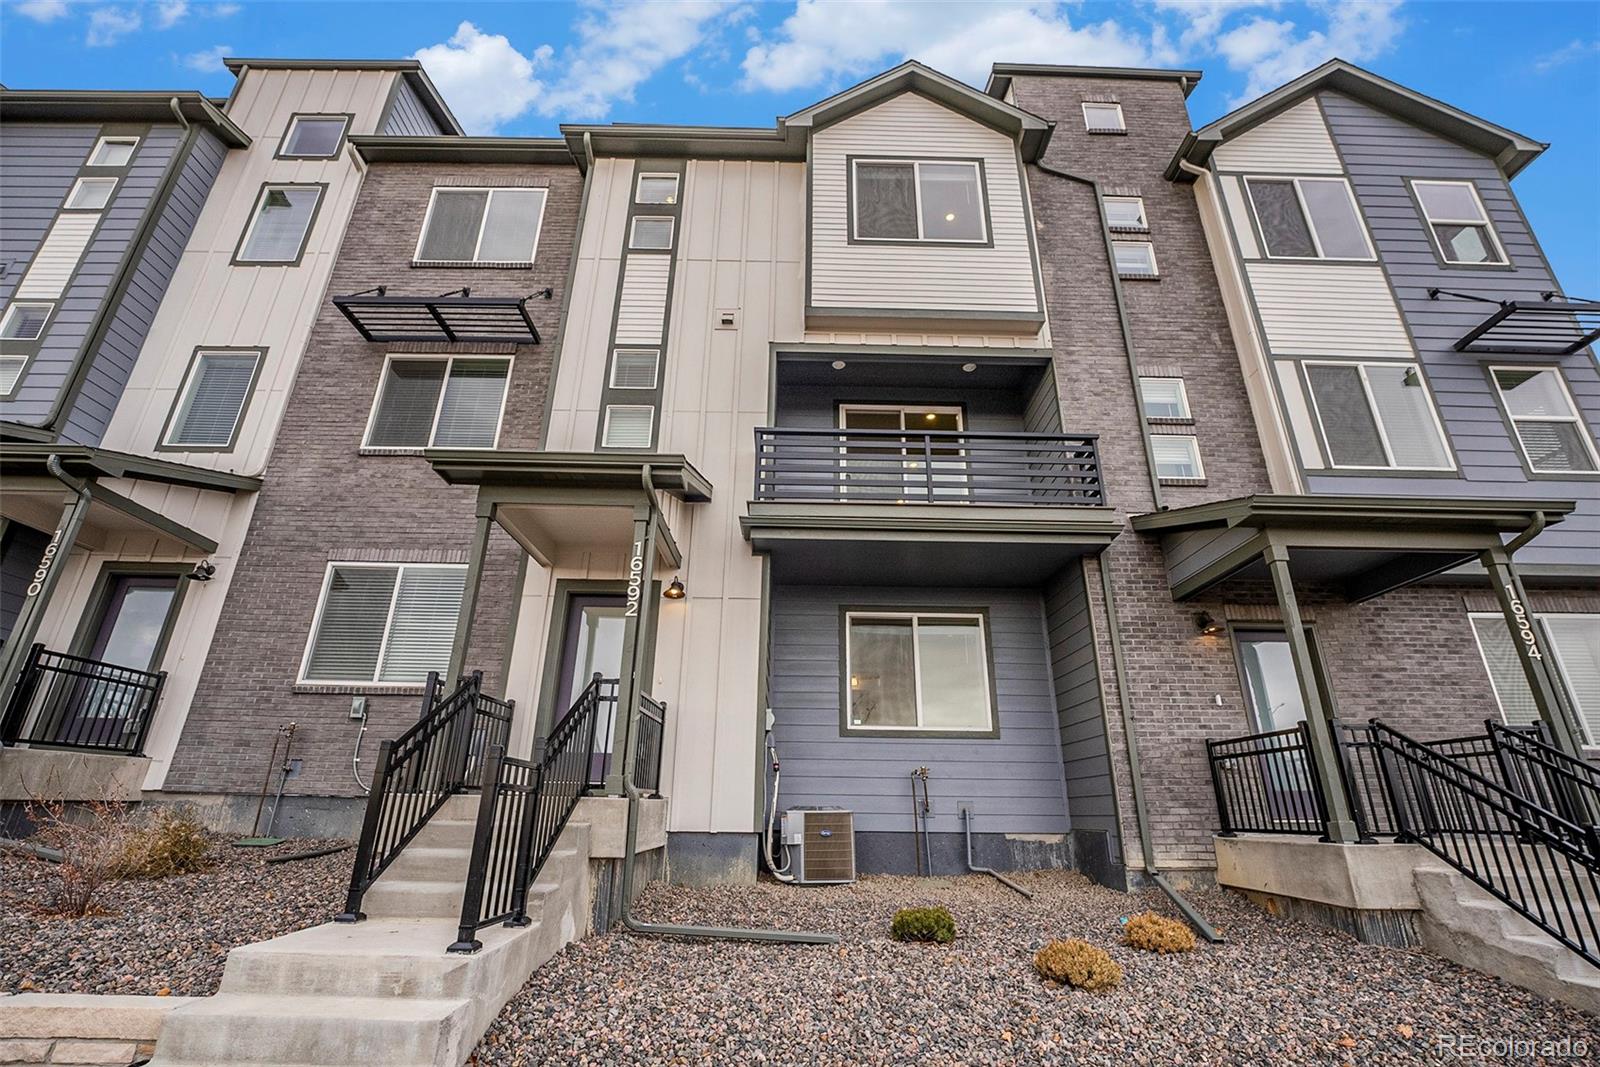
top-left (1249, 179), bottom-right (1316, 258)
top-left (303, 564), bottom-right (465, 685)
top-left (1306, 363), bottom-right (1389, 467)
top-left (1249, 177), bottom-right (1370, 259)
top-left (417, 188), bottom-right (546, 263)
top-left (238, 185), bottom-right (322, 263)
top-left (282, 116), bottom-right (349, 158)
top-left (854, 162), bottom-right (918, 240)
top-left (166, 351), bottom-right (260, 447)
top-left (1306, 362), bottom-right (1450, 470)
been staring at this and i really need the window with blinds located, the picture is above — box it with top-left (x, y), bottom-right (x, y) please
top-left (609, 349), bottom-right (659, 390)
top-left (165, 350), bottom-right (261, 448)
top-left (601, 405), bottom-right (654, 449)
top-left (1304, 361), bottom-right (1452, 471)
top-left (364, 357), bottom-right (510, 449)
top-left (0, 357), bottom-right (24, 396)
top-left (236, 184), bottom-right (323, 264)
top-left (1471, 613), bottom-right (1600, 746)
top-left (415, 187), bottom-right (547, 264)
top-left (301, 563), bottom-right (467, 685)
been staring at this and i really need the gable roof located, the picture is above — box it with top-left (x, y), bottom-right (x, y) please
top-left (221, 57), bottom-right (463, 136)
top-left (1166, 58), bottom-right (1547, 181)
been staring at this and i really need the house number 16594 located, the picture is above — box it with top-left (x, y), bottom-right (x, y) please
top-left (1503, 583), bottom-right (1544, 662)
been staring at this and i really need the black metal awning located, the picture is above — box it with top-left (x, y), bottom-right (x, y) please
top-left (1431, 289), bottom-right (1600, 356)
top-left (333, 287), bottom-right (543, 344)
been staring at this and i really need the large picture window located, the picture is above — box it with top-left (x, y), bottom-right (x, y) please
top-left (415, 187), bottom-right (547, 264)
top-left (1489, 367), bottom-right (1599, 474)
top-left (1246, 176), bottom-right (1373, 260)
top-left (851, 159), bottom-right (986, 243)
top-left (1303, 361), bottom-right (1452, 470)
top-left (235, 183), bottom-right (323, 264)
top-left (364, 356), bottom-right (511, 450)
top-left (1471, 613), bottom-right (1600, 746)
top-left (844, 612), bottom-right (994, 733)
top-left (301, 563), bottom-right (466, 685)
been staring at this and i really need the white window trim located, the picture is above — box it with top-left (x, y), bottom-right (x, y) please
top-left (0, 355), bottom-right (25, 398)
top-left (849, 158), bottom-right (989, 244)
top-left (0, 302), bottom-right (54, 343)
top-left (1112, 240), bottom-right (1159, 276)
top-left (608, 349), bottom-right (660, 390)
top-left (1103, 195), bottom-right (1148, 231)
top-left (1302, 359), bottom-right (1456, 472)
top-left (1139, 377), bottom-right (1191, 420)
top-left (1151, 433), bottom-right (1205, 480)
top-left (412, 186), bottom-right (549, 265)
top-left (236, 183), bottom-right (323, 264)
top-left (64, 176), bottom-right (117, 211)
top-left (297, 561), bottom-right (468, 686)
top-left (87, 136), bottom-right (139, 167)
top-left (1081, 102), bottom-right (1126, 131)
top-left (162, 349), bottom-right (262, 448)
top-left (281, 114), bottom-right (351, 159)
top-left (843, 611), bottom-right (995, 734)
top-left (1469, 612), bottom-right (1598, 746)
top-left (634, 172), bottom-right (680, 205)
top-left (1413, 180), bottom-right (1507, 265)
top-left (1489, 365), bottom-right (1600, 473)
top-left (628, 216), bottom-right (675, 250)
top-left (601, 404), bottom-right (656, 449)
top-left (360, 354), bottom-right (513, 451)
top-left (1244, 175), bottom-right (1376, 262)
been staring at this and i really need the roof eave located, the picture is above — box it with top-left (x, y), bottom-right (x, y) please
top-left (985, 64), bottom-right (1206, 99)
top-left (350, 136), bottom-right (573, 166)
top-left (0, 90), bottom-right (251, 147)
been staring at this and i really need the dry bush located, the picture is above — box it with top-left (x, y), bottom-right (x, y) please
top-left (1124, 911), bottom-right (1197, 954)
top-left (22, 792), bottom-right (137, 918)
top-left (890, 905), bottom-right (956, 944)
top-left (1033, 938), bottom-right (1123, 991)
top-left (121, 807), bottom-right (213, 878)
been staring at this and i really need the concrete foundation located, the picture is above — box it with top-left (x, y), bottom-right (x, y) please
top-left (0, 748), bottom-right (149, 804)
top-left (853, 829), bottom-right (1074, 877)
top-left (666, 832), bottom-right (758, 884)
top-left (147, 791), bottom-right (366, 839)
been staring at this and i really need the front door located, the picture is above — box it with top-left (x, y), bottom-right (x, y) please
top-left (50, 574), bottom-right (178, 747)
top-left (1235, 628), bottom-right (1332, 828)
top-left (554, 595), bottom-right (627, 783)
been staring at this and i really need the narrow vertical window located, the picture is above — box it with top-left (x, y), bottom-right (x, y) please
top-left (164, 350), bottom-right (262, 448)
top-left (236, 184), bottom-right (323, 264)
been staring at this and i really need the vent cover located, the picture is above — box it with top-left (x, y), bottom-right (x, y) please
top-left (789, 807), bottom-right (856, 885)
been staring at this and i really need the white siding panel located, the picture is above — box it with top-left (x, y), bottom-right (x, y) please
top-left (809, 92), bottom-right (1039, 314)
top-left (1212, 98), bottom-right (1344, 175)
top-left (1275, 359), bottom-right (1326, 468)
top-left (1245, 261), bottom-right (1412, 356)
top-left (614, 253), bottom-right (670, 344)
top-left (1219, 175), bottom-right (1260, 259)
top-left (14, 213), bottom-right (100, 298)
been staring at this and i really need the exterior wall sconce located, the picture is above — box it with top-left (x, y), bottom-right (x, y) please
top-left (663, 577), bottom-right (686, 600)
top-left (185, 560), bottom-right (216, 582)
top-left (1194, 611), bottom-right (1224, 636)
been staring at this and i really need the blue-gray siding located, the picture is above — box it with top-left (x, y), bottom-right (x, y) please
top-left (1044, 561), bottom-right (1121, 859)
top-left (767, 584), bottom-right (1070, 835)
top-left (0, 521), bottom-right (51, 645)
top-left (380, 77), bottom-right (449, 136)
top-left (1318, 90), bottom-right (1600, 566)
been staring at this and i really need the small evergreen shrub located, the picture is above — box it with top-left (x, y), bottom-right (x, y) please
top-left (1033, 938), bottom-right (1123, 991)
top-left (1123, 911), bottom-right (1197, 954)
top-left (121, 808), bottom-right (212, 878)
top-left (890, 906), bottom-right (956, 944)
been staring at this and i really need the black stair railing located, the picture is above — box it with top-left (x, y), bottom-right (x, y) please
top-left (463, 691), bottom-right (515, 790)
top-left (0, 643), bottom-right (166, 756)
top-left (632, 693), bottom-right (667, 796)
top-left (450, 674), bottom-right (604, 952)
top-left (1487, 720), bottom-right (1600, 850)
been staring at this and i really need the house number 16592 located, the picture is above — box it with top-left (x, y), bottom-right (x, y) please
top-left (625, 539), bottom-right (644, 617)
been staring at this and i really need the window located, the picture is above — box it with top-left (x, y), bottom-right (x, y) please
top-left (165, 350), bottom-right (261, 448)
top-left (601, 405), bottom-right (655, 449)
top-left (1413, 180), bottom-right (1505, 265)
top-left (364, 356), bottom-right (511, 450)
top-left (0, 358), bottom-right (23, 395)
top-left (1103, 196), bottom-right (1147, 232)
top-left (1490, 367), bottom-right (1599, 473)
top-left (635, 173), bottom-right (679, 205)
top-left (280, 115), bottom-right (350, 159)
top-left (1113, 241), bottom-right (1158, 277)
top-left (851, 159), bottom-right (986, 243)
top-left (1140, 378), bottom-right (1191, 420)
top-left (609, 349), bottom-right (659, 390)
top-left (65, 177), bottom-right (116, 211)
top-left (415, 187), bottom-right (547, 264)
top-left (301, 563), bottom-right (466, 685)
top-left (88, 136), bottom-right (138, 167)
top-left (0, 303), bottom-right (52, 342)
top-left (1151, 434), bottom-right (1204, 479)
top-left (236, 184), bottom-right (323, 264)
top-left (629, 216), bottom-right (674, 250)
top-left (1304, 361), bottom-right (1452, 470)
top-left (1081, 102), bottom-right (1125, 132)
top-left (845, 612), bottom-right (994, 733)
top-left (1471, 613), bottom-right (1600, 746)
top-left (1246, 177), bottom-right (1373, 260)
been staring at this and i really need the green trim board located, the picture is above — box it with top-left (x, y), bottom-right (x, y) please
top-left (0, 443), bottom-right (261, 493)
top-left (425, 449), bottom-right (712, 501)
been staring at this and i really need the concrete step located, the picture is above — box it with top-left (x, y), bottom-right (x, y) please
top-left (363, 879), bottom-right (466, 920)
top-left (384, 845), bottom-right (473, 882)
top-left (220, 919), bottom-right (484, 999)
top-left (410, 817), bottom-right (479, 850)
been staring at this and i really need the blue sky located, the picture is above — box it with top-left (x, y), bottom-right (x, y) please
top-left (3, 1), bottom-right (1596, 294)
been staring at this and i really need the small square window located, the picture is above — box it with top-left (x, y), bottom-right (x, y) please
top-left (602, 405), bottom-right (655, 449)
top-left (1103, 196), bottom-right (1147, 231)
top-left (610, 349), bottom-right (659, 390)
top-left (629, 216), bottom-right (675, 250)
top-left (65, 177), bottom-right (117, 211)
top-left (1082, 102), bottom-right (1125, 132)
top-left (88, 136), bottom-right (139, 167)
top-left (236, 184), bottom-right (324, 264)
top-left (1112, 241), bottom-right (1158, 277)
top-left (281, 115), bottom-right (350, 159)
top-left (636, 173), bottom-right (679, 205)
top-left (0, 303), bottom-right (54, 342)
top-left (1139, 378), bottom-right (1191, 420)
top-left (1151, 434), bottom-right (1204, 480)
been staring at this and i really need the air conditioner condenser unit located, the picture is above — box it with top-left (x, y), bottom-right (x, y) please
top-left (781, 806), bottom-right (856, 885)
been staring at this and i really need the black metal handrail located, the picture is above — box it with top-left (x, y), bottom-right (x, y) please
top-left (464, 691), bottom-right (515, 790)
top-left (451, 674), bottom-right (604, 952)
top-left (753, 427), bottom-right (1104, 506)
top-left (1206, 723), bottom-right (1328, 836)
top-left (586, 677), bottom-right (621, 789)
top-left (633, 693), bottom-right (667, 796)
top-left (1488, 720), bottom-right (1600, 838)
top-left (0, 643), bottom-right (165, 756)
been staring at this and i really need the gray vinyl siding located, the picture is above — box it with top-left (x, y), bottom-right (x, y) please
top-left (774, 384), bottom-right (1028, 431)
top-left (1043, 562), bottom-right (1120, 859)
top-left (767, 584), bottom-right (1070, 835)
top-left (0, 522), bottom-right (51, 646)
top-left (0, 125), bottom-right (96, 304)
top-left (1023, 367), bottom-right (1063, 434)
top-left (1317, 90), bottom-right (1600, 567)
top-left (380, 77), bottom-right (448, 136)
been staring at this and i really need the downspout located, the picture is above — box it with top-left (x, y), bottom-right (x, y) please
top-left (1505, 509), bottom-right (1546, 554)
top-left (618, 465), bottom-right (837, 945)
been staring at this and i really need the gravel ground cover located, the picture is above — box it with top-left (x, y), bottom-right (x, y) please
top-left (1, 836), bottom-right (351, 996)
top-left (476, 871), bottom-right (1600, 1066)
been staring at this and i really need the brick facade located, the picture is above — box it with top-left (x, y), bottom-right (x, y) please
top-left (163, 160), bottom-right (581, 798)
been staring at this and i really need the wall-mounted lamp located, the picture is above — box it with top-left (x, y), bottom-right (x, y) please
top-left (831, 360), bottom-right (847, 370)
top-left (185, 559), bottom-right (216, 582)
top-left (1193, 611), bottom-right (1224, 636)
top-left (961, 362), bottom-right (977, 373)
top-left (663, 577), bottom-right (686, 600)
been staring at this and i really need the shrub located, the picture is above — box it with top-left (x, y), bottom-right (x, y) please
top-left (1124, 911), bottom-right (1197, 954)
top-left (21, 792), bottom-right (137, 918)
top-left (121, 808), bottom-right (212, 879)
top-left (1033, 938), bottom-right (1123, 991)
top-left (890, 906), bottom-right (956, 944)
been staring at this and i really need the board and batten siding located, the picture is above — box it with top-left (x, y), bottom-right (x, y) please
top-left (808, 92), bottom-right (1041, 316)
top-left (379, 77), bottom-right (448, 137)
top-left (767, 584), bottom-right (1070, 836)
top-left (1317, 90), bottom-right (1600, 567)
top-left (1044, 561), bottom-right (1121, 861)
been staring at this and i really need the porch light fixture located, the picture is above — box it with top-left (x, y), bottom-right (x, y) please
top-left (663, 577), bottom-right (686, 600)
top-left (185, 560), bottom-right (216, 582)
top-left (1193, 611), bottom-right (1224, 636)
top-left (831, 360), bottom-right (847, 370)
top-left (961, 363), bottom-right (977, 373)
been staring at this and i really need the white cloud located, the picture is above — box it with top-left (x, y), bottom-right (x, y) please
top-left (13, 0), bottom-right (69, 22)
top-left (86, 6), bottom-right (141, 46)
top-left (413, 21), bottom-right (551, 134)
top-left (1534, 39), bottom-right (1599, 73)
top-left (209, 2), bottom-right (241, 15)
top-left (1210, 0), bottom-right (1405, 102)
top-left (741, 0), bottom-right (1150, 92)
top-left (180, 43), bottom-right (232, 72)
top-left (156, 0), bottom-right (188, 28)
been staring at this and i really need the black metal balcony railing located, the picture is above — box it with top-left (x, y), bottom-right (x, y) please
top-left (633, 693), bottom-right (667, 796)
top-left (0, 644), bottom-right (166, 756)
top-left (754, 428), bottom-right (1103, 506)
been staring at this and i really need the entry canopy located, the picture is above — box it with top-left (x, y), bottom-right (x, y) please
top-left (1131, 494), bottom-right (1576, 603)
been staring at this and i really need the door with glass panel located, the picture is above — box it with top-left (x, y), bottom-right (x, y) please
top-left (554, 596), bottom-right (627, 784)
top-left (1235, 629), bottom-right (1332, 829)
top-left (52, 575), bottom-right (178, 747)
top-left (838, 405), bottom-right (968, 501)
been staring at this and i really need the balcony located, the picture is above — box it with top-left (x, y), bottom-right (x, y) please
top-left (0, 644), bottom-right (166, 756)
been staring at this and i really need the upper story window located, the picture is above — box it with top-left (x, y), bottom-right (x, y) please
top-left (1412, 180), bottom-right (1506, 265)
top-left (1112, 240), bottom-right (1158, 277)
top-left (164, 349), bottom-right (262, 449)
top-left (1246, 177), bottom-right (1373, 260)
top-left (1303, 360), bottom-right (1452, 471)
top-left (1490, 367), bottom-right (1599, 474)
top-left (65, 177), bottom-right (117, 211)
top-left (1, 302), bottom-right (53, 342)
top-left (1151, 435), bottom-right (1204, 480)
top-left (845, 612), bottom-right (995, 734)
top-left (851, 159), bottom-right (987, 244)
top-left (1081, 102), bottom-right (1125, 133)
top-left (635, 173), bottom-right (679, 205)
top-left (1139, 377), bottom-right (1191, 420)
top-left (364, 356), bottom-right (511, 450)
top-left (280, 114), bottom-right (350, 160)
top-left (87, 136), bottom-right (138, 167)
top-left (300, 562), bottom-right (466, 686)
top-left (235, 183), bottom-right (324, 265)
top-left (629, 216), bottom-right (674, 250)
top-left (415, 187), bottom-right (547, 265)
top-left (601, 404), bottom-right (655, 449)
top-left (1103, 196), bottom-right (1147, 232)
